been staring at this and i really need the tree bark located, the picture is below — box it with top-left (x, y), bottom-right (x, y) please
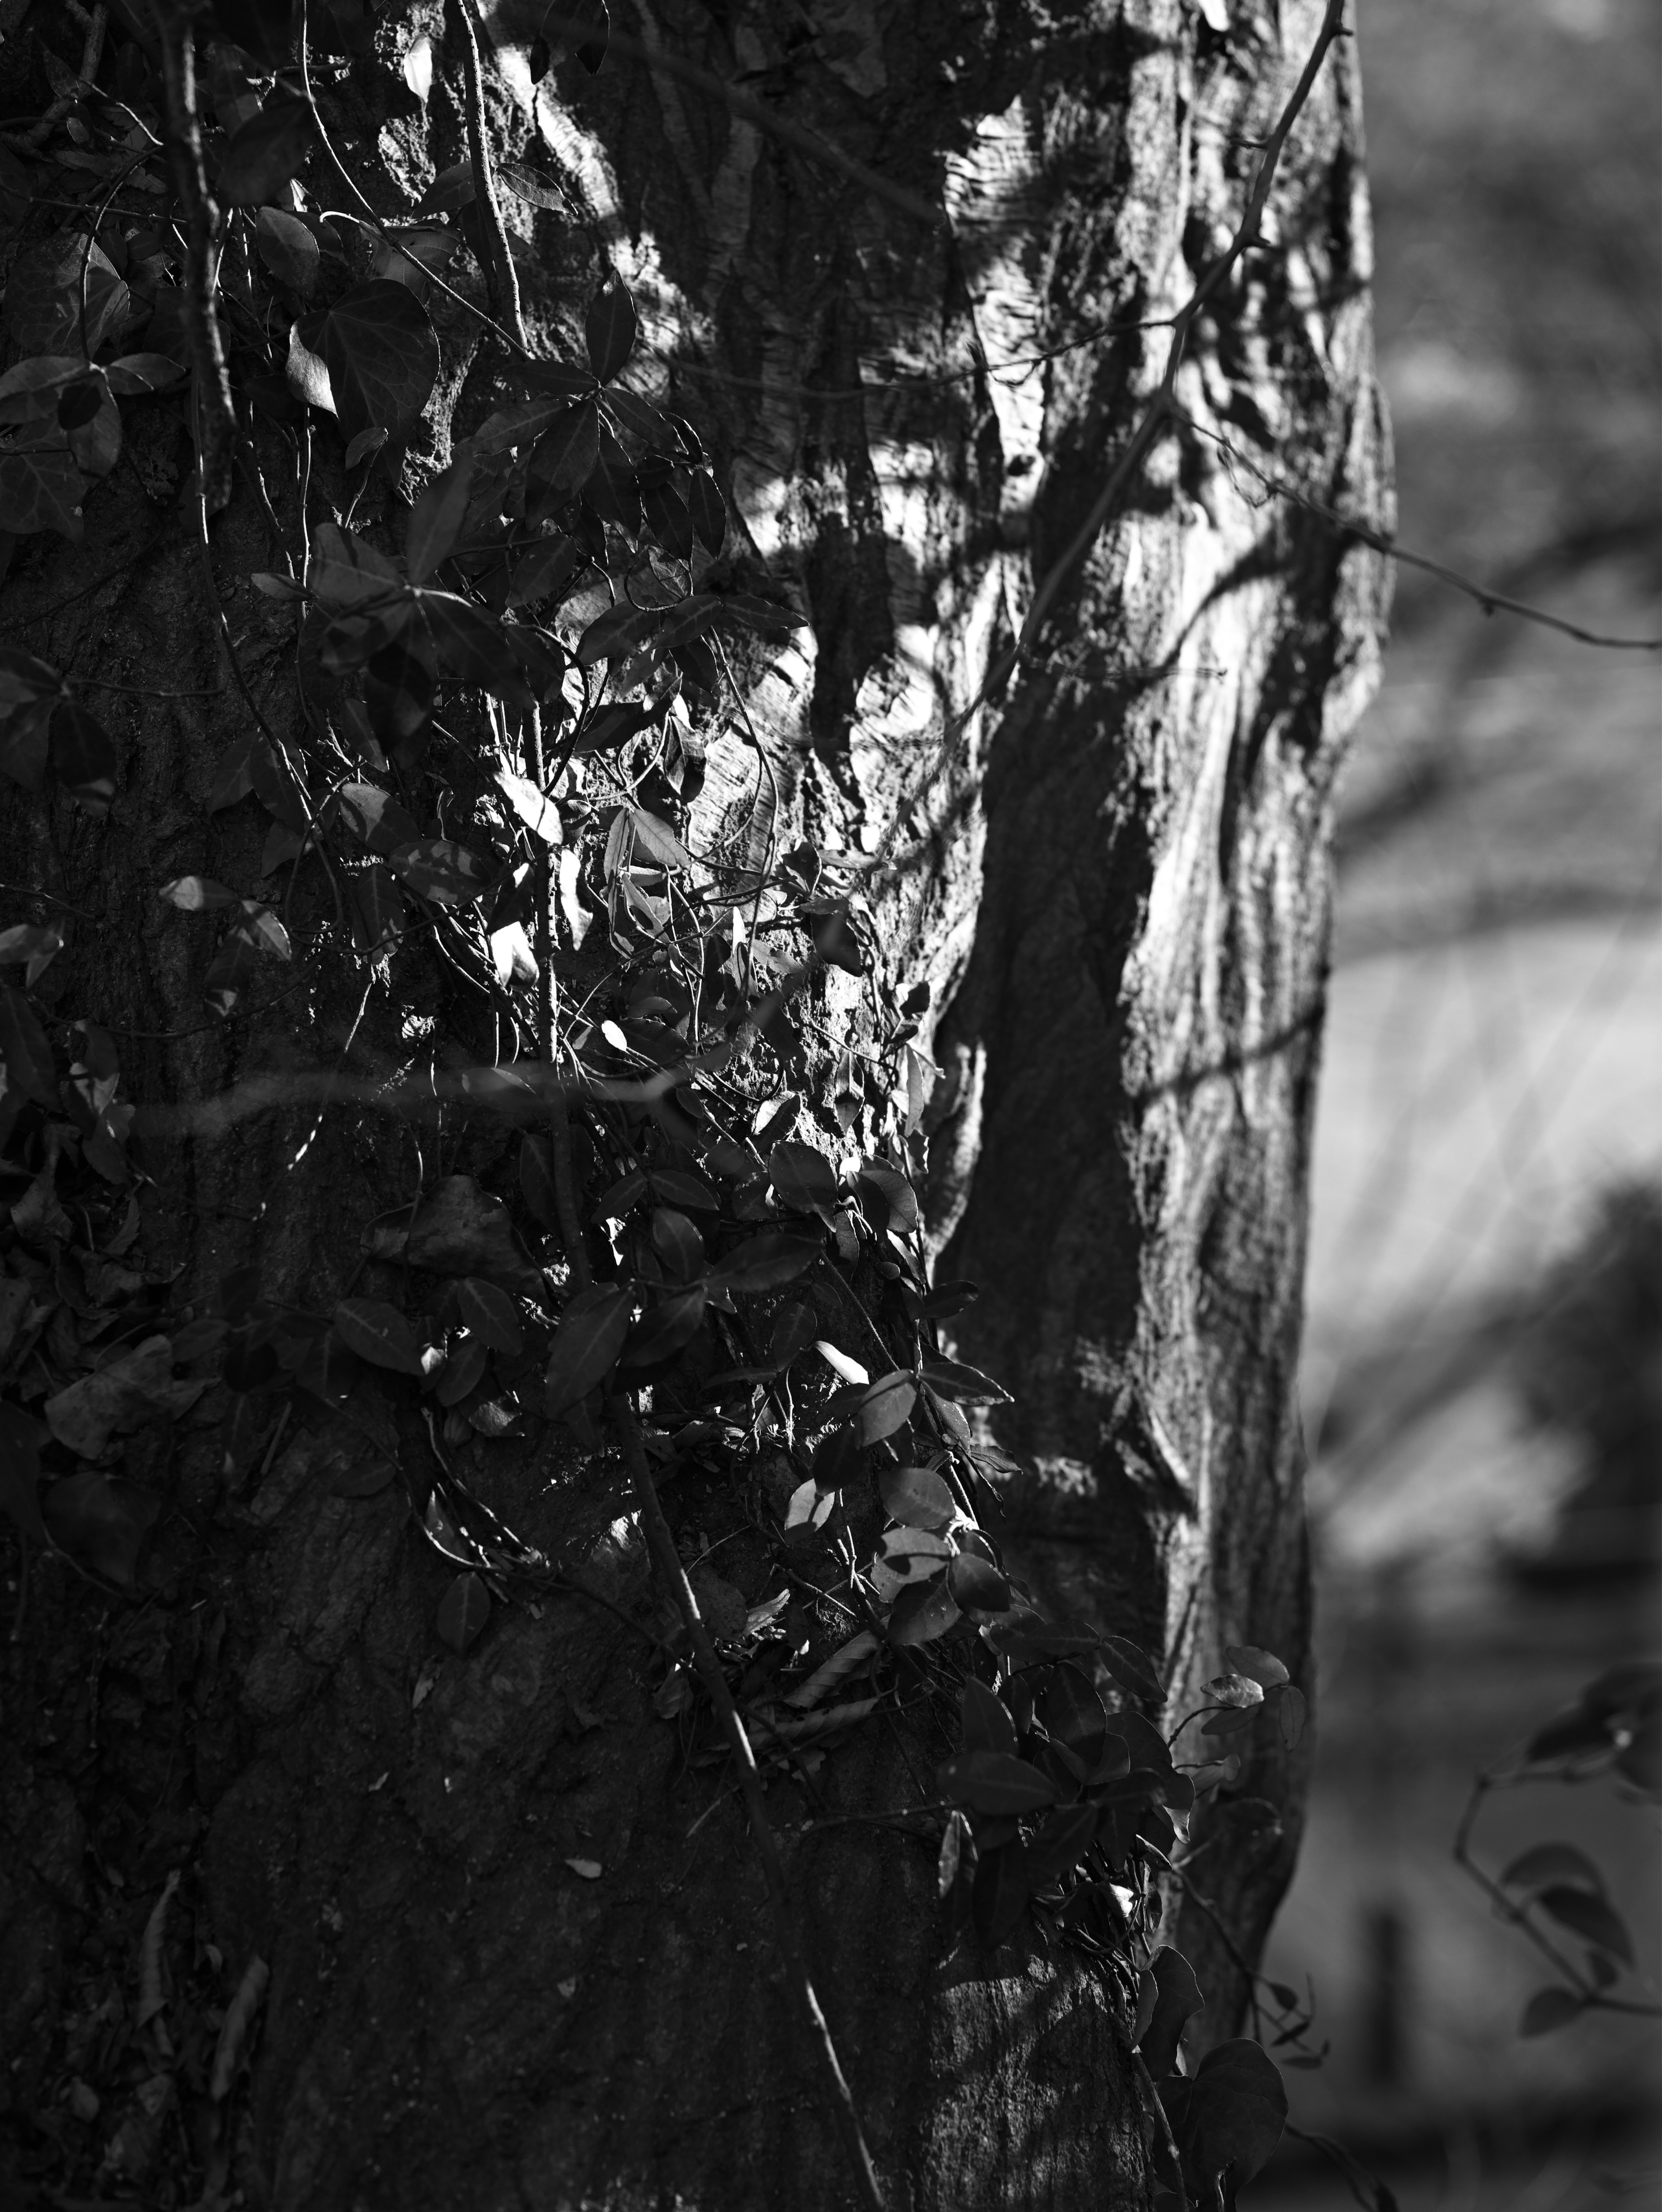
top-left (0, 2), bottom-right (1388, 2208)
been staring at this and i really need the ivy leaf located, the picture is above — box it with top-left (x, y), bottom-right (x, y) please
top-left (619, 1282), bottom-right (707, 1369)
top-left (769, 1140), bottom-right (838, 1212)
top-left (406, 453), bottom-right (473, 584)
top-left (1160, 2038), bottom-right (1287, 2193)
top-left (852, 1369), bottom-right (915, 1447)
top-left (921, 1356), bottom-right (1010, 1405)
top-left (105, 353), bottom-right (186, 396)
top-left (0, 984), bottom-right (57, 1104)
top-left (160, 875), bottom-right (240, 911)
top-left (1534, 1885), bottom-right (1633, 1965)
top-left (286, 319), bottom-right (335, 412)
top-left (3, 239), bottom-right (128, 353)
top-left (585, 273), bottom-right (637, 384)
top-left (1136, 1947), bottom-right (1206, 2080)
top-left (492, 768), bottom-right (561, 846)
top-left (436, 1570), bottom-right (491, 1653)
top-left (707, 1231), bottom-right (820, 1293)
top-left (0, 447), bottom-right (85, 540)
top-left (303, 280), bottom-right (438, 441)
top-left (50, 701), bottom-right (119, 813)
top-left (1098, 1632), bottom-right (1166, 1703)
top-left (530, 403), bottom-right (601, 499)
top-left (947, 1552), bottom-right (1011, 1613)
top-left (390, 838), bottom-right (490, 907)
top-left (544, 1283), bottom-right (631, 1413)
top-left (584, 420), bottom-right (641, 531)
top-left (332, 781), bottom-right (419, 854)
top-left (457, 1278), bottom-right (523, 1357)
top-left (332, 1297), bottom-right (423, 1375)
top-left (936, 1750), bottom-right (1057, 1816)
top-left (960, 1679), bottom-right (1019, 1760)
top-left (41, 1473), bottom-right (160, 1588)
top-left (879, 1463), bottom-right (957, 1531)
top-left (219, 96), bottom-right (317, 205)
top-left (0, 1401), bottom-right (49, 1547)
top-left (1224, 1642), bottom-right (1291, 1689)
top-left (1520, 1987), bottom-right (1586, 2037)
top-left (473, 395), bottom-right (582, 457)
top-left (1499, 1842), bottom-right (1605, 1898)
top-left (687, 468), bottom-right (726, 555)
top-left (628, 808), bottom-right (692, 873)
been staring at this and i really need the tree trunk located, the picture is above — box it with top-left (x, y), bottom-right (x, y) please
top-left (0, 2), bottom-right (1388, 2208)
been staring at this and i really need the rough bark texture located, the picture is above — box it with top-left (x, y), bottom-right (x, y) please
top-left (0, 2), bottom-right (1388, 2208)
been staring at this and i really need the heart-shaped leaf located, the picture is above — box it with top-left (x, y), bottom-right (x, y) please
top-left (303, 280), bottom-right (438, 440)
top-left (256, 205), bottom-right (321, 293)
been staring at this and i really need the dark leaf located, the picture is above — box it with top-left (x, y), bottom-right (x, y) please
top-left (971, 1841), bottom-right (1032, 1947)
top-left (853, 1369), bottom-right (916, 1446)
top-left (948, 1551), bottom-right (1011, 1613)
top-left (406, 452), bottom-right (473, 584)
top-left (712, 590), bottom-right (806, 637)
top-left (0, 448), bottom-right (85, 541)
top-left (1520, 1986), bottom-right (1586, 2037)
top-left (936, 1749), bottom-right (1057, 1816)
top-left (577, 600), bottom-right (663, 670)
top-left (649, 1169), bottom-right (719, 1212)
top-left (1500, 1842), bottom-right (1605, 1897)
top-left (530, 403), bottom-right (601, 498)
top-left (619, 1282), bottom-right (707, 1369)
top-left (436, 1570), bottom-right (490, 1653)
top-left (1026, 1803), bottom-right (1098, 1889)
top-left (50, 701), bottom-right (119, 813)
top-left (1162, 2038), bottom-right (1287, 2190)
top-left (767, 1300), bottom-right (818, 1370)
top-left (1040, 1665), bottom-right (1109, 1763)
top-left (856, 1161), bottom-right (920, 1235)
top-left (390, 837), bottom-right (491, 906)
top-left (1535, 1886), bottom-right (1633, 1965)
top-left (650, 1207), bottom-right (705, 1280)
top-left (1224, 1642), bottom-right (1290, 1689)
top-left (306, 280), bottom-right (438, 440)
top-left (0, 1401), bottom-right (49, 1546)
top-left (256, 207), bottom-right (320, 295)
top-left (1098, 1632), bottom-right (1165, 1703)
top-left (1277, 1682), bottom-right (1307, 1748)
top-left (519, 1134), bottom-right (560, 1230)
top-left (41, 1473), bottom-right (159, 1587)
top-left (960, 1677), bottom-right (1018, 1759)
top-left (473, 395), bottom-right (581, 456)
top-left (210, 0), bottom-right (296, 70)
top-left (886, 1576), bottom-right (962, 1646)
top-left (333, 781), bottom-right (419, 854)
top-left (585, 273), bottom-right (637, 384)
top-left (457, 1277), bottom-right (523, 1357)
top-left (419, 593), bottom-right (528, 704)
top-left (769, 1139), bottom-right (838, 1212)
top-left (4, 239), bottom-right (128, 354)
top-left (0, 984), bottom-right (56, 1104)
top-left (218, 96), bottom-right (316, 206)
top-left (687, 468), bottom-right (726, 555)
top-left (436, 1332), bottom-right (489, 1406)
top-left (879, 1462), bottom-right (957, 1531)
top-left (709, 1231), bottom-right (820, 1294)
top-left (333, 1298), bottom-right (423, 1374)
top-left (921, 1356), bottom-right (1010, 1406)
top-left (584, 420), bottom-right (641, 531)
top-left (641, 478), bottom-right (694, 561)
top-left (544, 1283), bottom-right (632, 1412)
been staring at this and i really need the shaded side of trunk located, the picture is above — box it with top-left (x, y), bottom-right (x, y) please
top-left (0, 3), bottom-right (1387, 2208)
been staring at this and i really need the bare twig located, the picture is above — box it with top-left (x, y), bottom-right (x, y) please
top-left (2, 1), bottom-right (103, 149)
top-left (457, 0), bottom-right (528, 347)
top-left (1176, 405), bottom-right (1662, 652)
top-left (610, 1394), bottom-right (887, 2212)
top-left (152, 4), bottom-right (236, 514)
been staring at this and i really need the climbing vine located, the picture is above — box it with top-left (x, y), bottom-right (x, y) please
top-left (0, 3), bottom-right (1411, 2207)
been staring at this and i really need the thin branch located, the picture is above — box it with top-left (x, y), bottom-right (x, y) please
top-left (457, 0), bottom-right (528, 347)
top-left (610, 1395), bottom-right (887, 2212)
top-left (537, 11), bottom-right (944, 233)
top-left (2, 1), bottom-right (104, 150)
top-left (1176, 405), bottom-right (1662, 652)
top-left (152, 3), bottom-right (236, 515)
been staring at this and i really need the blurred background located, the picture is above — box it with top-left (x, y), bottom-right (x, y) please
top-left (1254, 0), bottom-right (1661, 2203)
